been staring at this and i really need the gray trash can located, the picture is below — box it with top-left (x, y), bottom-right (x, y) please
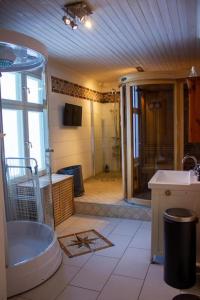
top-left (57, 165), bottom-right (84, 197)
top-left (163, 208), bottom-right (199, 299)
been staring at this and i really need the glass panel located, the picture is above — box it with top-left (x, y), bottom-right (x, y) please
top-left (27, 76), bottom-right (42, 104)
top-left (28, 111), bottom-right (45, 170)
top-left (1, 72), bottom-right (21, 101)
top-left (2, 109), bottom-right (24, 158)
top-left (0, 42), bottom-right (45, 72)
top-left (132, 86), bottom-right (139, 109)
top-left (132, 84), bottom-right (174, 200)
top-left (133, 113), bottom-right (139, 159)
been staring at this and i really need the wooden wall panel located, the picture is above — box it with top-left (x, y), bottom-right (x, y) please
top-left (187, 78), bottom-right (200, 143)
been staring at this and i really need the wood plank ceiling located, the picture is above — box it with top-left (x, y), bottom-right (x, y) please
top-left (0, 0), bottom-right (199, 82)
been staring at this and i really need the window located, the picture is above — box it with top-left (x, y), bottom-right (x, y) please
top-left (2, 109), bottom-right (24, 158)
top-left (1, 72), bottom-right (22, 101)
top-left (1, 71), bottom-right (46, 172)
top-left (28, 111), bottom-right (45, 169)
top-left (27, 76), bottom-right (43, 104)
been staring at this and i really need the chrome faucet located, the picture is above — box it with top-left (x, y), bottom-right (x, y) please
top-left (182, 155), bottom-right (198, 169)
top-left (182, 155), bottom-right (200, 181)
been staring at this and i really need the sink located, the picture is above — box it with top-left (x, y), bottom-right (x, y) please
top-left (154, 170), bottom-right (190, 184)
top-left (149, 170), bottom-right (200, 190)
top-left (148, 170), bottom-right (191, 189)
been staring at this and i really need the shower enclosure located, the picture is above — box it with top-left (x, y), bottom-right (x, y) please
top-left (0, 29), bottom-right (62, 296)
top-left (93, 91), bottom-right (121, 177)
top-left (121, 82), bottom-right (175, 204)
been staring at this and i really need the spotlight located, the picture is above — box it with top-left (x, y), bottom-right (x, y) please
top-left (70, 20), bottom-right (78, 30)
top-left (84, 19), bottom-right (92, 29)
top-left (79, 16), bottom-right (85, 23)
top-left (63, 15), bottom-right (71, 25)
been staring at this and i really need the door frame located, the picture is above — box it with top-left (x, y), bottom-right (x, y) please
top-left (120, 79), bottom-right (184, 201)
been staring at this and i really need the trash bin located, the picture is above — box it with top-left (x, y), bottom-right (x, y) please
top-left (164, 208), bottom-right (198, 290)
top-left (57, 165), bottom-right (84, 197)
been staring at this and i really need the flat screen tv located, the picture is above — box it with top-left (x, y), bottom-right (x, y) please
top-left (63, 103), bottom-right (82, 126)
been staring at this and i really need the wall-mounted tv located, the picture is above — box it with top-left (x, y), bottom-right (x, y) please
top-left (63, 103), bottom-right (82, 126)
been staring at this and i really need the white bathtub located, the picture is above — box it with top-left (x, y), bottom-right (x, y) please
top-left (7, 221), bottom-right (62, 297)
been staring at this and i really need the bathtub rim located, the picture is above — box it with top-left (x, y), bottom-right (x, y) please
top-left (7, 220), bottom-right (56, 267)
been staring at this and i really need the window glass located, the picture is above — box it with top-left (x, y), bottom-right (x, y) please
top-left (2, 109), bottom-right (24, 158)
top-left (1, 72), bottom-right (21, 101)
top-left (28, 111), bottom-right (45, 170)
top-left (27, 76), bottom-right (42, 104)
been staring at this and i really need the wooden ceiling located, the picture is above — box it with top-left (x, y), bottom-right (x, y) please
top-left (0, 0), bottom-right (199, 82)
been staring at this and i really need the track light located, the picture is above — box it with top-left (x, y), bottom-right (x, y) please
top-left (70, 20), bottom-right (78, 30)
top-left (62, 1), bottom-right (93, 30)
top-left (84, 19), bottom-right (92, 29)
top-left (63, 15), bottom-right (71, 25)
top-left (79, 16), bottom-right (86, 23)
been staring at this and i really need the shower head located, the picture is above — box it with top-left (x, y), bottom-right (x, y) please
top-left (0, 44), bottom-right (16, 70)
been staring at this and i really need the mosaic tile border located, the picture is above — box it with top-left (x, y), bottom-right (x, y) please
top-left (51, 76), bottom-right (120, 103)
top-left (74, 201), bottom-right (152, 221)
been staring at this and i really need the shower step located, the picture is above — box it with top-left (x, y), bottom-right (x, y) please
top-left (74, 200), bottom-right (151, 221)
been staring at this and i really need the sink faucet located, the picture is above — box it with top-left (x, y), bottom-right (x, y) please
top-left (182, 155), bottom-right (197, 169)
top-left (182, 155), bottom-right (200, 180)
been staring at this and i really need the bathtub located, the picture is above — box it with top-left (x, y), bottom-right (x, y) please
top-left (6, 221), bottom-right (62, 297)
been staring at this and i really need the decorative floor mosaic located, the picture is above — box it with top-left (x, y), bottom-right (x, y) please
top-left (58, 229), bottom-right (114, 258)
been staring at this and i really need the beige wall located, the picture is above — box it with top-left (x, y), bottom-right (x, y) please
top-left (47, 59), bottom-right (102, 179)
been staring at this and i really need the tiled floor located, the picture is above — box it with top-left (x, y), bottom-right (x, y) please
top-left (11, 214), bottom-right (199, 300)
top-left (75, 173), bottom-right (123, 204)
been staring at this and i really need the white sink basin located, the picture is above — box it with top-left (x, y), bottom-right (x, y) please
top-left (153, 170), bottom-right (190, 185)
top-left (149, 170), bottom-right (200, 190)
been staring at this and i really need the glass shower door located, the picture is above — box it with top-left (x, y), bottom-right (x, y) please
top-left (131, 84), bottom-right (174, 200)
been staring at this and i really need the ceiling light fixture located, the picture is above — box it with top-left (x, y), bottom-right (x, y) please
top-left (84, 18), bottom-right (92, 29)
top-left (62, 1), bottom-right (93, 30)
top-left (62, 16), bottom-right (71, 25)
top-left (189, 66), bottom-right (198, 77)
top-left (136, 66), bottom-right (144, 72)
top-left (70, 20), bottom-right (78, 30)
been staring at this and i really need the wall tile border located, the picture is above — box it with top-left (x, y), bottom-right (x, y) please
top-left (51, 76), bottom-right (120, 103)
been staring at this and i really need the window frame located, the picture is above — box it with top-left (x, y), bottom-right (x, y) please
top-left (1, 71), bottom-right (47, 176)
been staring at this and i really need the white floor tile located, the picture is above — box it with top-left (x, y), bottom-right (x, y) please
top-left (114, 247), bottom-right (150, 279)
top-left (22, 264), bottom-right (80, 300)
top-left (129, 229), bottom-right (151, 250)
top-left (140, 221), bottom-right (151, 231)
top-left (96, 233), bottom-right (132, 258)
top-left (62, 251), bottom-right (93, 267)
top-left (56, 285), bottom-right (98, 300)
top-left (98, 275), bottom-right (143, 300)
top-left (57, 215), bottom-right (120, 237)
top-left (139, 264), bottom-right (178, 300)
top-left (112, 219), bottom-right (142, 236)
top-left (98, 223), bottom-right (118, 236)
top-left (71, 255), bottom-right (118, 291)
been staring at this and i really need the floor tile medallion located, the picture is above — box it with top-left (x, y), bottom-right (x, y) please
top-left (58, 229), bottom-right (114, 258)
